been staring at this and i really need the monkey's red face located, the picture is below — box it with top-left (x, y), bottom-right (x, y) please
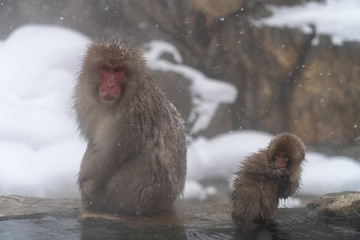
top-left (98, 62), bottom-right (126, 104)
top-left (274, 152), bottom-right (289, 168)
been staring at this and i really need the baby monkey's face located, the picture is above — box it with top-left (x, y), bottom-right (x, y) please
top-left (274, 152), bottom-right (289, 169)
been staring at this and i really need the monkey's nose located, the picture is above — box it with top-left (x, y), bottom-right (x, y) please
top-left (105, 80), bottom-right (115, 89)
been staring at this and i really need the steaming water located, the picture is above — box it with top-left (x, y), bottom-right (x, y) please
top-left (0, 216), bottom-right (234, 240)
top-left (0, 217), bottom-right (80, 240)
top-left (1, 213), bottom-right (359, 240)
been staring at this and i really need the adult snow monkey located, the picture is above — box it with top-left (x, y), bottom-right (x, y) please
top-left (74, 40), bottom-right (187, 216)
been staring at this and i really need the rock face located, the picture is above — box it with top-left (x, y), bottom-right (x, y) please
top-left (0, 0), bottom-right (359, 157)
top-left (307, 191), bottom-right (360, 217)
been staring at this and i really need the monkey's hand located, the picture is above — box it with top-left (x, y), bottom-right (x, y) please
top-left (272, 167), bottom-right (289, 178)
top-left (279, 167), bottom-right (289, 176)
top-left (272, 169), bottom-right (282, 178)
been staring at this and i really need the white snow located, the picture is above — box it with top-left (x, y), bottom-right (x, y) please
top-left (183, 180), bottom-right (217, 201)
top-left (0, 24), bottom-right (359, 206)
top-left (187, 131), bottom-right (273, 182)
top-left (302, 153), bottom-right (360, 196)
top-left (258, 0), bottom-right (360, 45)
top-left (0, 24), bottom-right (90, 198)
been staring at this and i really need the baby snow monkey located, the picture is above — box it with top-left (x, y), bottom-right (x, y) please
top-left (231, 133), bottom-right (305, 229)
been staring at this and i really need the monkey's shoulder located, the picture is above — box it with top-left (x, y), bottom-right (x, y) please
top-left (133, 88), bottom-right (183, 123)
top-left (241, 152), bottom-right (271, 171)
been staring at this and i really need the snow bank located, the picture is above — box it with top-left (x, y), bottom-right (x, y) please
top-left (302, 153), bottom-right (360, 196)
top-left (0, 25), bottom-right (359, 205)
top-left (187, 131), bottom-right (273, 181)
top-left (0, 25), bottom-right (89, 197)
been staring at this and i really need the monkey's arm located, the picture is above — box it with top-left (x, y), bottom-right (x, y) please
top-left (288, 169), bottom-right (301, 196)
top-left (278, 168), bottom-right (301, 198)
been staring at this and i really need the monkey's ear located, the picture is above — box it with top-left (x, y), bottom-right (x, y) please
top-left (267, 133), bottom-right (305, 166)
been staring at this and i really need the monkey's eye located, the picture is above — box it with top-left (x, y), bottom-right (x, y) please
top-left (99, 63), bottom-right (111, 72)
top-left (114, 66), bottom-right (125, 72)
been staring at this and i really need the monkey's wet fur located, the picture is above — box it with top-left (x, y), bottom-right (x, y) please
top-left (232, 133), bottom-right (305, 229)
top-left (74, 40), bottom-right (186, 216)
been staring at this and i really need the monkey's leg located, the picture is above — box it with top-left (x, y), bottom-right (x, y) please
top-left (232, 186), bottom-right (263, 229)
